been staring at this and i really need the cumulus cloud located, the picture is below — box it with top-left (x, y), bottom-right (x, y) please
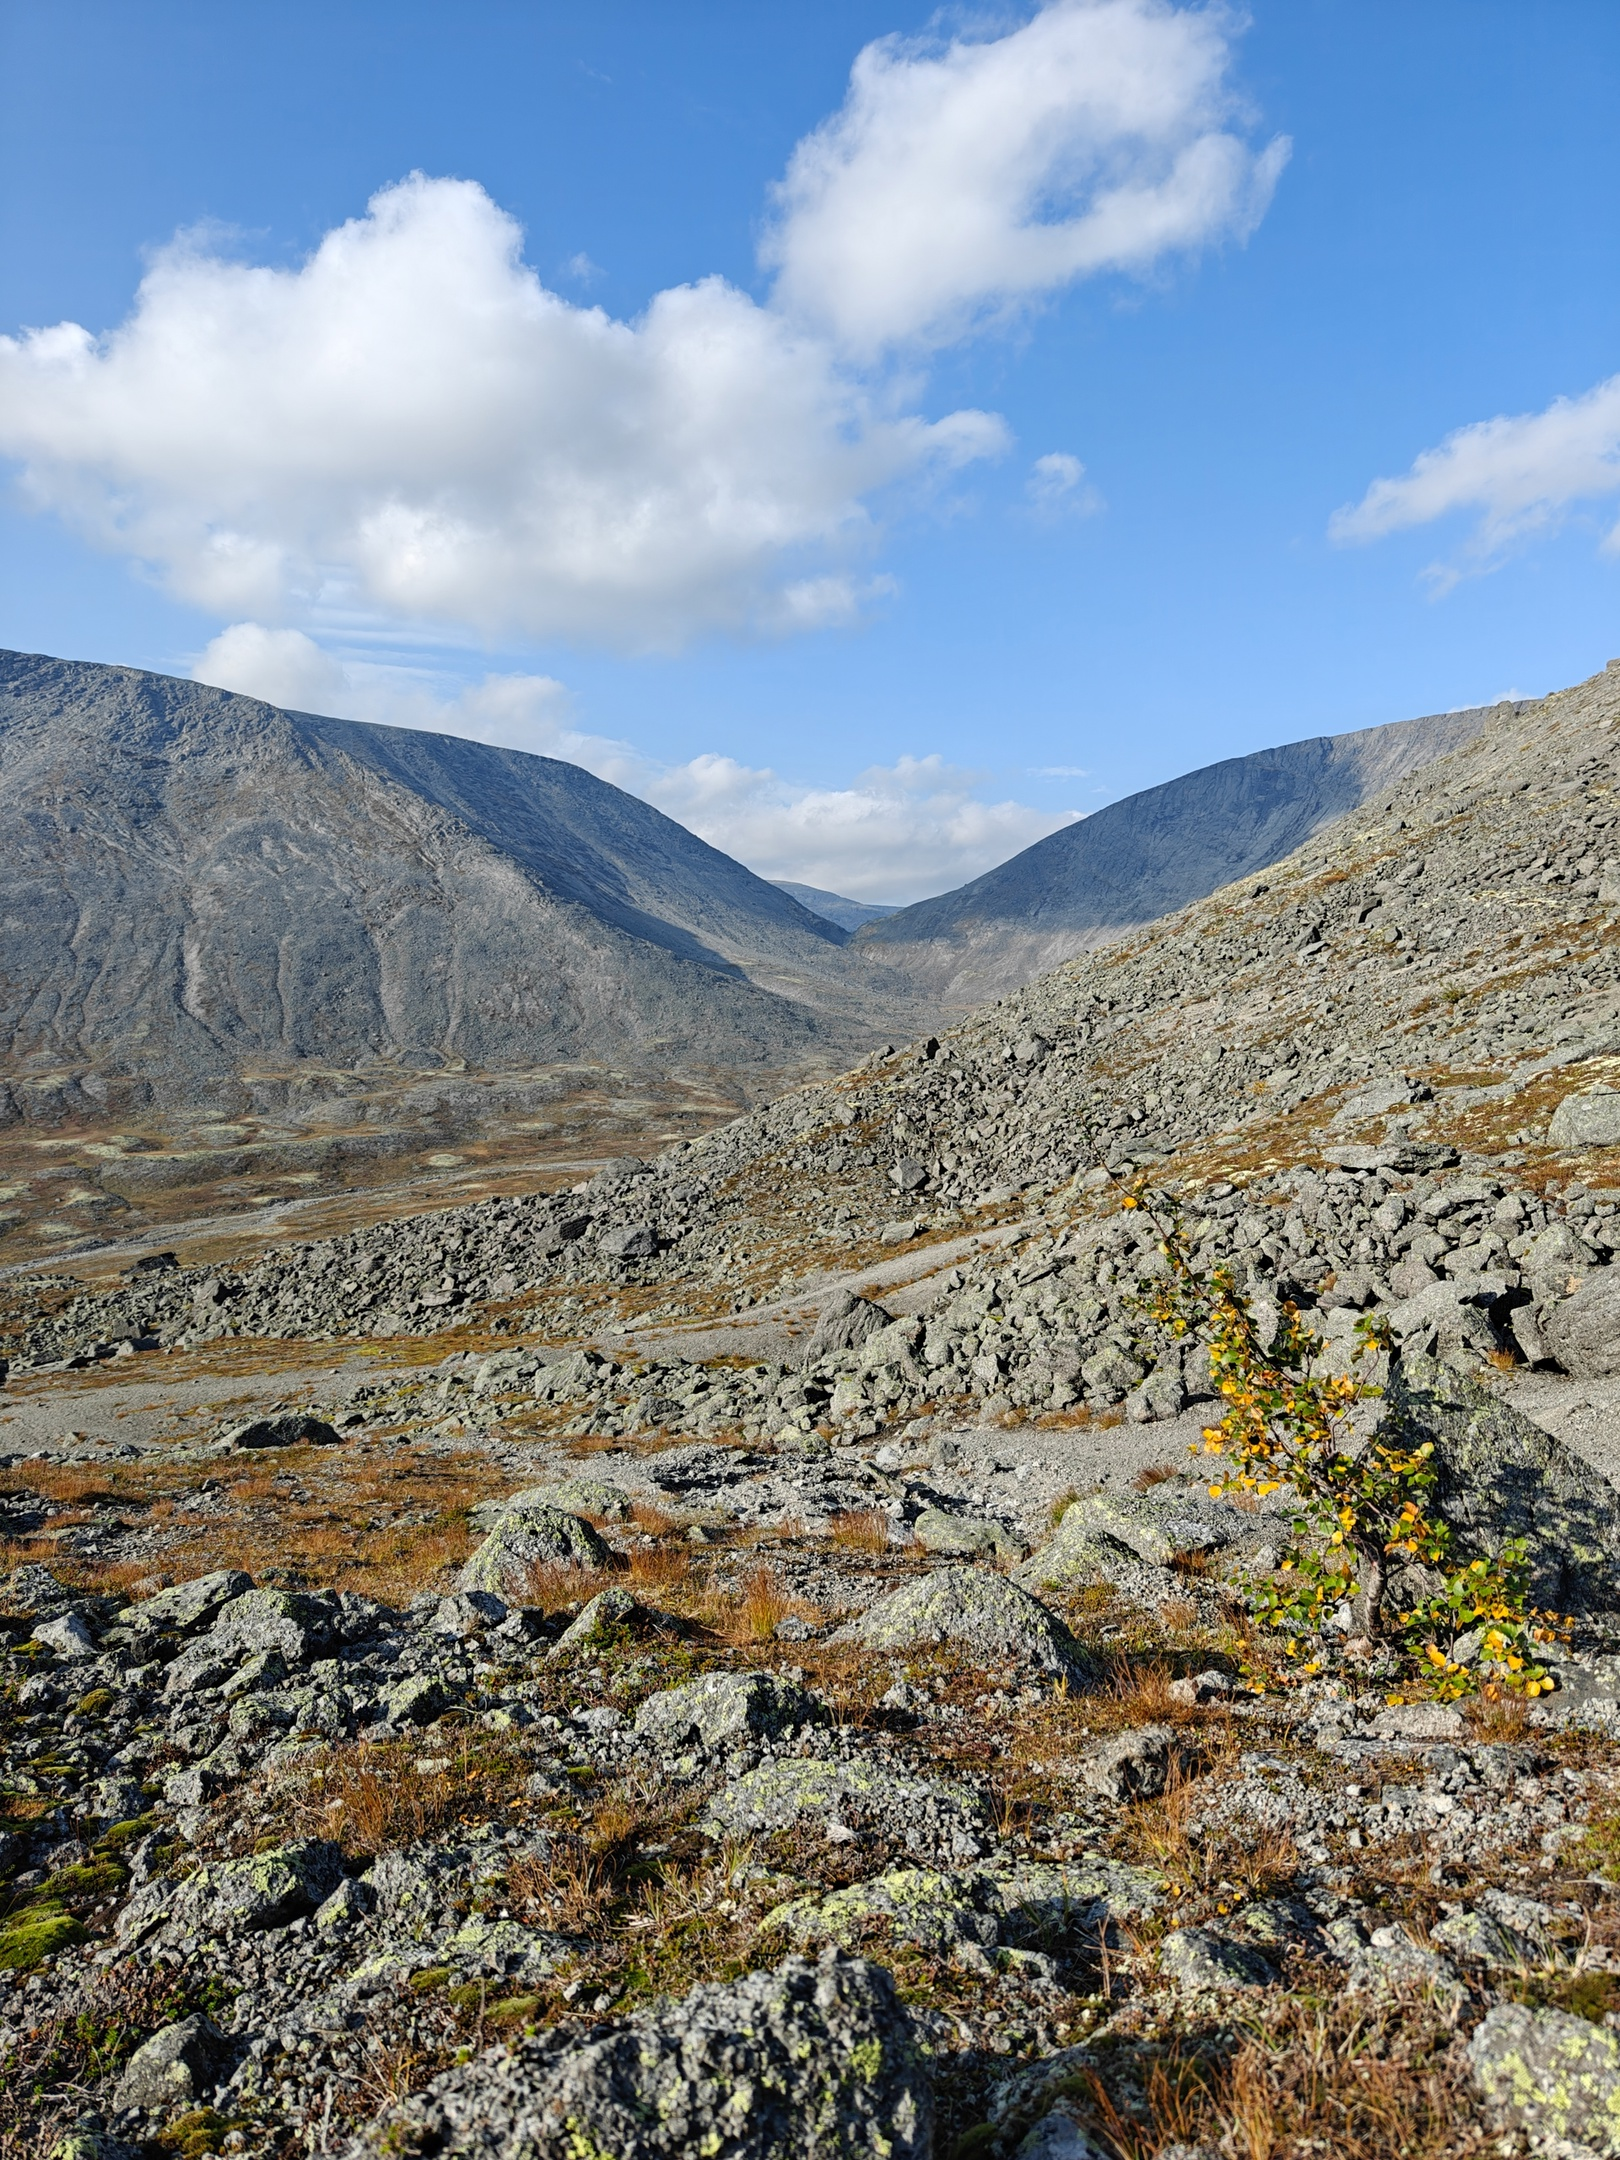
top-left (194, 622), bottom-right (579, 752)
top-left (763, 0), bottom-right (1288, 355)
top-left (0, 5), bottom-right (1285, 652)
top-left (646, 750), bottom-right (1075, 901)
top-left (1025, 450), bottom-right (1104, 518)
top-left (192, 624), bottom-right (1069, 901)
top-left (1330, 371), bottom-right (1620, 585)
top-left (0, 176), bottom-right (1004, 649)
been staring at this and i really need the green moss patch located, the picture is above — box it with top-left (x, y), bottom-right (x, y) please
top-left (0, 1911), bottom-right (87, 1971)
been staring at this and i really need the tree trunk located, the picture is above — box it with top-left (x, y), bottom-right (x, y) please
top-left (1353, 1544), bottom-right (1388, 1639)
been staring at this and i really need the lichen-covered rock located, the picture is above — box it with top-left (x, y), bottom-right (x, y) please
top-left (1378, 1351), bottom-right (1620, 1612)
top-left (989, 1855), bottom-right (1163, 1932)
top-left (547, 1477), bottom-right (632, 1521)
top-left (1076, 1724), bottom-right (1176, 1803)
top-left (634, 1670), bottom-right (830, 1755)
top-left (113, 1569), bottom-right (253, 1639)
top-left (912, 1508), bottom-right (1025, 1560)
top-left (1015, 1508), bottom-right (1137, 1592)
top-left (457, 1497), bottom-right (611, 1597)
top-left (833, 1565), bottom-right (1095, 1680)
top-left (112, 2013), bottom-right (230, 2114)
top-left (381, 1673), bottom-right (448, 1726)
top-left (769, 1854), bottom-right (1160, 1952)
top-left (210, 1587), bottom-right (336, 1664)
top-left (768, 1865), bottom-right (1002, 1952)
top-left (346, 1949), bottom-right (931, 2159)
top-left (1159, 1926), bottom-right (1274, 1991)
top-left (1432, 1890), bottom-right (1554, 1969)
top-left (1469, 2001), bottom-right (1620, 2153)
top-left (1052, 1492), bottom-right (1230, 1570)
top-left (702, 1756), bottom-right (986, 1843)
top-left (547, 1585), bottom-right (641, 1658)
top-left (128, 1839), bottom-right (345, 1943)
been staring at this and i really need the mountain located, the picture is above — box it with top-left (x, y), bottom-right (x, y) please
top-left (771, 881), bottom-right (902, 933)
top-left (0, 650), bottom-right (924, 1091)
top-left (853, 701), bottom-right (1504, 1005)
top-left (13, 665), bottom-right (1620, 2160)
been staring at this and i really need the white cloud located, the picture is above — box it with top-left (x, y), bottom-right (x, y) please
top-left (1330, 371), bottom-right (1620, 585)
top-left (191, 624), bottom-right (1069, 902)
top-left (1025, 450), bottom-right (1104, 518)
top-left (0, 6), bottom-right (1285, 653)
top-left (194, 622), bottom-right (580, 752)
top-left (0, 176), bottom-right (1004, 650)
top-left (645, 749), bottom-right (1076, 902)
top-left (763, 0), bottom-right (1288, 356)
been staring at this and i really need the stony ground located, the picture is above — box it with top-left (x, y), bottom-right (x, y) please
top-left (8, 663), bottom-right (1620, 2157)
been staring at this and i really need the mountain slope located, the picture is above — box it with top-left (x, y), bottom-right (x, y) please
top-left (771, 882), bottom-right (901, 934)
top-left (855, 701), bottom-right (1502, 1005)
top-left (0, 650), bottom-right (911, 1085)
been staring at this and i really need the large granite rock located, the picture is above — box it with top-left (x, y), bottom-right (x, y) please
top-left (457, 1496), bottom-right (612, 1597)
top-left (347, 1950), bottom-right (932, 2159)
top-left (1544, 1269), bottom-right (1620, 1378)
top-left (1549, 1089), bottom-right (1620, 1149)
top-left (1470, 2001), bottom-right (1620, 2153)
top-left (833, 1565), bottom-right (1095, 1680)
top-left (1380, 1352), bottom-right (1620, 1613)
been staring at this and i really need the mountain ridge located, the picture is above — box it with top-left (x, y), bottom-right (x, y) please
top-left (854, 700), bottom-right (1504, 1005)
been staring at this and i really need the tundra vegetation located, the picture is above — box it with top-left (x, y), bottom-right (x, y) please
top-left (6, 663), bottom-right (1620, 2155)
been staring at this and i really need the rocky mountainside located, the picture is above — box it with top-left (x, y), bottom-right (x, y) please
top-left (772, 881), bottom-right (902, 933)
top-left (9, 659), bottom-right (1620, 2160)
top-left (855, 698), bottom-right (1498, 1007)
top-left (0, 651), bottom-right (926, 1095)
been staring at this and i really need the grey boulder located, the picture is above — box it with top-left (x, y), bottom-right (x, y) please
top-left (912, 1508), bottom-right (1025, 1560)
top-left (1548, 1090), bottom-right (1620, 1149)
top-left (1160, 1926), bottom-right (1274, 1991)
top-left (634, 1670), bottom-right (830, 1755)
top-left (458, 1495), bottom-right (612, 1598)
top-left (1544, 1267), bottom-right (1620, 1378)
top-left (210, 1587), bottom-right (335, 1664)
top-left (1077, 1724), bottom-right (1176, 1803)
top-left (32, 1610), bottom-right (99, 1658)
top-left (1379, 1351), bottom-right (1620, 1613)
top-left (799, 1291), bottom-right (892, 1371)
top-left (222, 1412), bottom-right (341, 1450)
top-left (348, 1949), bottom-right (931, 2160)
top-left (833, 1565), bottom-right (1095, 1681)
top-left (129, 1839), bottom-right (345, 1942)
top-left (113, 2013), bottom-right (231, 2115)
top-left (114, 1569), bottom-right (253, 1639)
top-left (1470, 2001), bottom-right (1620, 2153)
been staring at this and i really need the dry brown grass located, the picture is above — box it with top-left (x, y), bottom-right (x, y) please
top-left (830, 1509), bottom-right (892, 1554)
top-left (1040, 1990), bottom-right (1495, 2159)
top-left (0, 1443), bottom-right (507, 1607)
top-left (521, 1559), bottom-right (614, 1614)
top-left (285, 1743), bottom-right (456, 1857)
top-left (629, 1500), bottom-right (680, 1537)
top-left (504, 1781), bottom-right (667, 1934)
top-left (1464, 1691), bottom-right (1534, 1744)
top-left (738, 1564), bottom-right (792, 1641)
top-left (627, 1543), bottom-right (693, 1595)
top-left (1132, 1462), bottom-right (1179, 1491)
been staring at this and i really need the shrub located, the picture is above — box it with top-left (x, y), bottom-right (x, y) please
top-left (1123, 1188), bottom-right (1558, 1697)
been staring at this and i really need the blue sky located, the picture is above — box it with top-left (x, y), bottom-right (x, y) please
top-left (2, 0), bottom-right (1617, 900)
